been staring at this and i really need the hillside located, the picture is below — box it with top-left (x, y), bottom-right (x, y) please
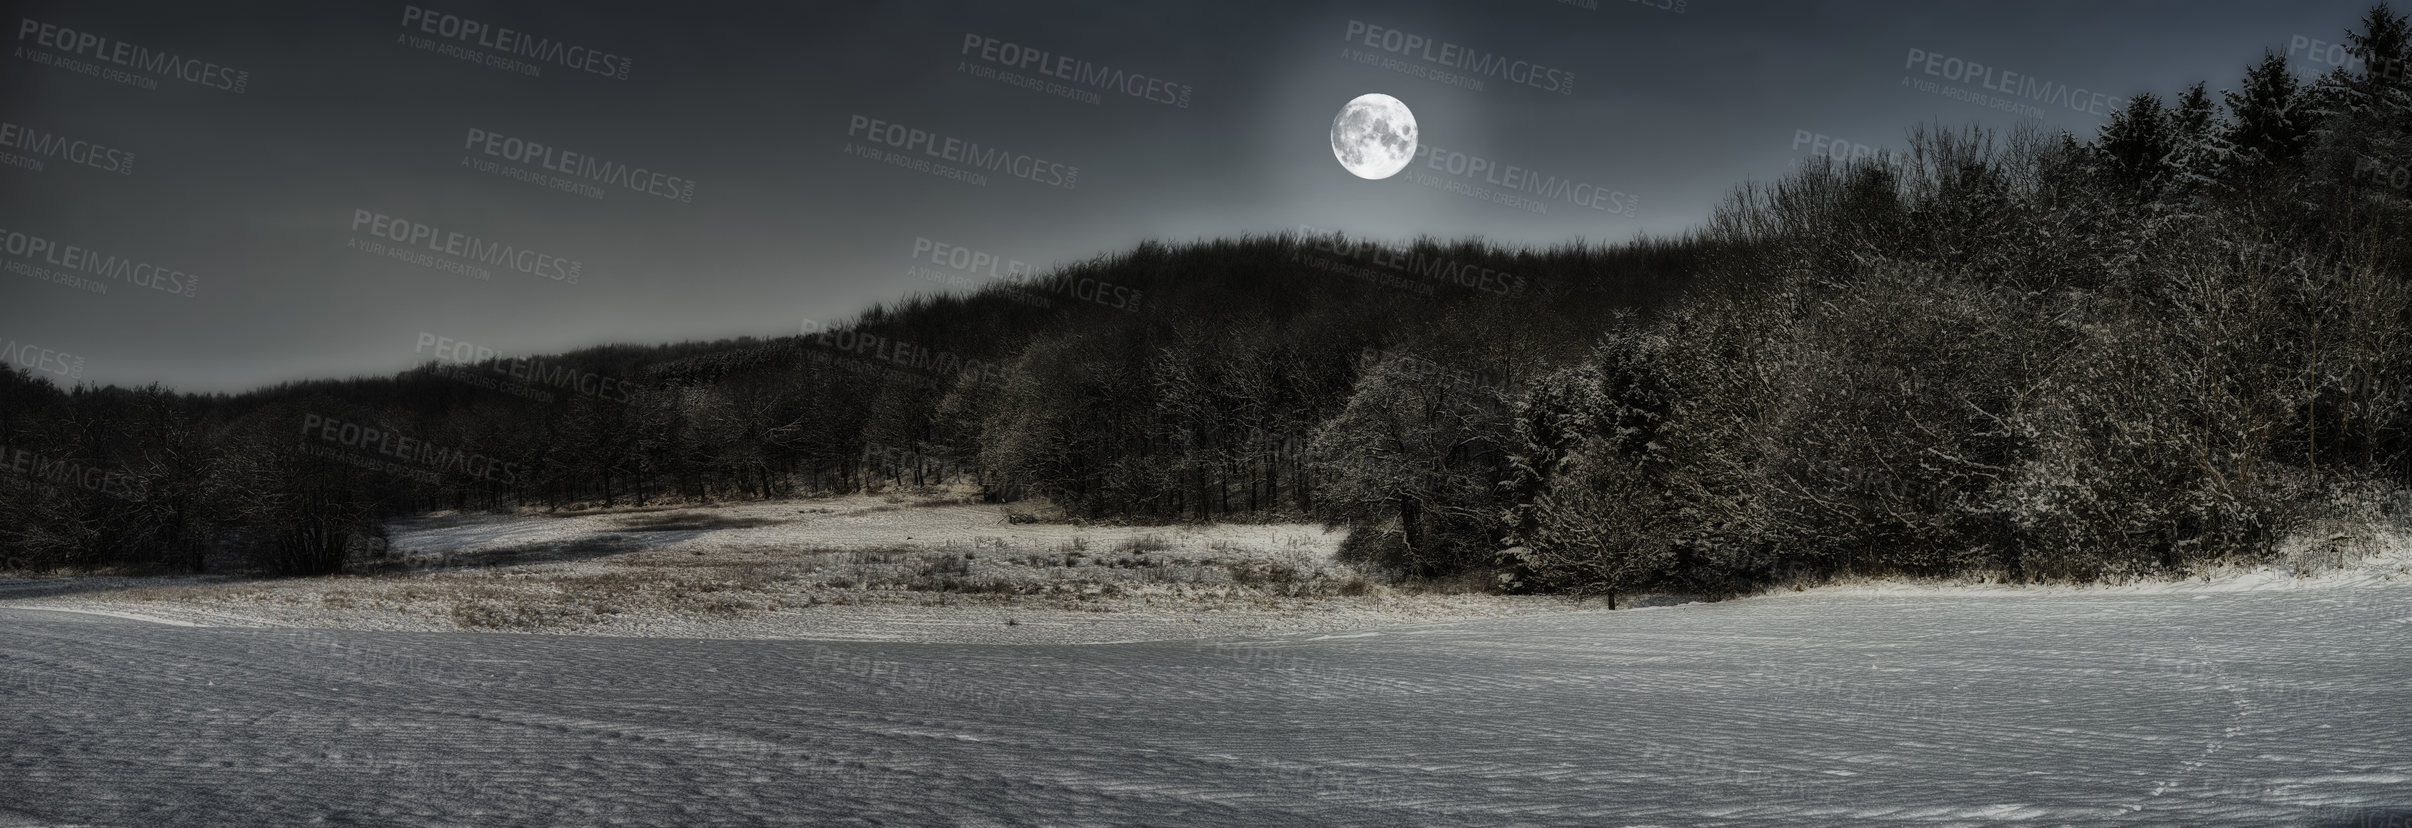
top-left (7, 9), bottom-right (2412, 605)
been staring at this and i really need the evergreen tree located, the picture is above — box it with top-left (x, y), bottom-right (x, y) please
top-left (2096, 92), bottom-right (2173, 195)
top-left (2224, 52), bottom-right (2314, 174)
top-left (2166, 82), bottom-right (2224, 196)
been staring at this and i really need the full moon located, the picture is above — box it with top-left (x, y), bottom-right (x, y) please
top-left (1330, 93), bottom-right (1417, 179)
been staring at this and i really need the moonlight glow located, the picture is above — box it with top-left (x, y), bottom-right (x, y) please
top-left (1330, 93), bottom-right (1417, 179)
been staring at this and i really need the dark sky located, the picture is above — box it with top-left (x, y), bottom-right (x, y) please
top-left (0, 0), bottom-right (2377, 392)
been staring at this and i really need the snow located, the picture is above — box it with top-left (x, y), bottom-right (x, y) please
top-left (14, 606), bottom-right (202, 627)
top-left (2, 499), bottom-right (2407, 824)
top-left (4, 565), bottom-right (2409, 825)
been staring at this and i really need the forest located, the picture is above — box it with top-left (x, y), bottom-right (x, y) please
top-left (6, 6), bottom-right (2410, 607)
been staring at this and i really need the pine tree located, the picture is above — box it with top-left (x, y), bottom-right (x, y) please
top-left (2312, 3), bottom-right (2412, 199)
top-left (2224, 52), bottom-right (2314, 174)
top-left (2166, 82), bottom-right (2225, 196)
top-left (2095, 93), bottom-right (2173, 196)
top-left (2340, 2), bottom-right (2411, 102)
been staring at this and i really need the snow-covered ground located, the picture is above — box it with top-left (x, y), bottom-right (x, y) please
top-left (3, 573), bottom-right (2407, 826)
top-left (3, 498), bottom-right (2409, 825)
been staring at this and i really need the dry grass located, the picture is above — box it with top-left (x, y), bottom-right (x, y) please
top-left (414, 539), bottom-right (1387, 630)
top-left (86, 501), bottom-right (1390, 632)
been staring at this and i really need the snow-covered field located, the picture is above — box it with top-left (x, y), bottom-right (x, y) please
top-left (3, 498), bottom-right (2409, 825)
top-left (3, 571), bottom-right (2408, 826)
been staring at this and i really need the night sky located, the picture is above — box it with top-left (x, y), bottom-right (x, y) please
top-left (0, 0), bottom-right (2376, 392)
